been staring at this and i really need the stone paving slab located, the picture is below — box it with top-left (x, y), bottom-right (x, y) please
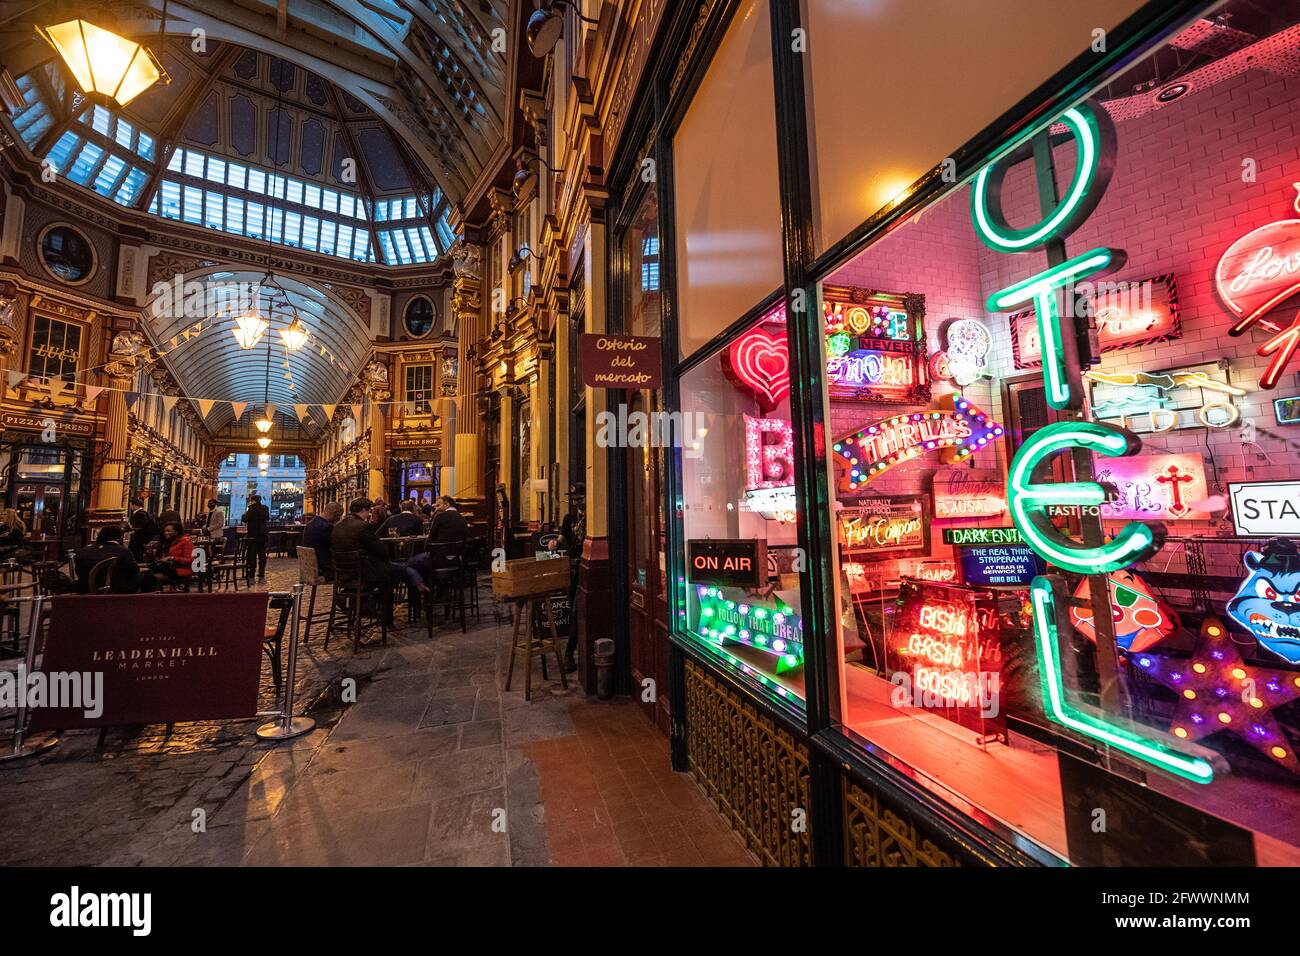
top-left (0, 557), bottom-right (755, 867)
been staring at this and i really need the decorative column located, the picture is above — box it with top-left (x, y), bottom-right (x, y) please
top-left (87, 332), bottom-right (143, 533)
top-left (450, 247), bottom-right (483, 501)
top-left (577, 218), bottom-right (611, 695)
top-left (363, 360), bottom-right (391, 502)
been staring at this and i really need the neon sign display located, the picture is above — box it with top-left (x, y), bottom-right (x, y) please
top-left (1087, 364), bottom-right (1244, 433)
top-left (889, 580), bottom-right (1003, 735)
top-left (1093, 452), bottom-right (1209, 521)
top-left (978, 99), bottom-right (1207, 782)
top-left (932, 469), bottom-right (1006, 520)
top-left (695, 585), bottom-right (804, 673)
top-left (743, 415), bottom-right (793, 491)
top-left (724, 322), bottom-right (790, 412)
top-left (1216, 183), bottom-right (1300, 388)
top-left (932, 318), bottom-right (992, 387)
top-left (832, 396), bottom-right (1003, 492)
top-left (1010, 274), bottom-right (1180, 369)
top-left (838, 496), bottom-right (928, 558)
top-left (823, 287), bottom-right (928, 403)
top-left (1133, 614), bottom-right (1300, 773)
top-left (1070, 569), bottom-right (1178, 654)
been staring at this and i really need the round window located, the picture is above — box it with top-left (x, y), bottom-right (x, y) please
top-left (404, 297), bottom-right (436, 337)
top-left (39, 225), bottom-right (95, 283)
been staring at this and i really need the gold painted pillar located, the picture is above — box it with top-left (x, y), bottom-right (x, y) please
top-left (88, 353), bottom-right (135, 529)
top-left (451, 260), bottom-right (483, 501)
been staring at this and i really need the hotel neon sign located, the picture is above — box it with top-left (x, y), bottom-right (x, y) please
top-left (974, 100), bottom-right (1212, 783)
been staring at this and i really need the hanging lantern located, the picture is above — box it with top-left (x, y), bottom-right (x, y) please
top-left (233, 310), bottom-right (269, 350)
top-left (256, 436), bottom-right (272, 449)
top-left (254, 410), bottom-right (274, 433)
top-left (279, 316), bottom-right (309, 352)
top-left (37, 20), bottom-right (168, 108)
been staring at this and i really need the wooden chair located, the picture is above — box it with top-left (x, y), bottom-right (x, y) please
top-left (324, 550), bottom-right (389, 652)
top-left (212, 538), bottom-right (250, 591)
top-left (87, 557), bottom-right (118, 594)
top-left (505, 590), bottom-right (569, 702)
top-left (263, 591), bottom-right (294, 693)
top-left (295, 545), bottom-right (329, 643)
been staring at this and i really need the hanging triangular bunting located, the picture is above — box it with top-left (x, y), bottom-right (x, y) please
top-left (321, 404), bottom-right (336, 421)
top-left (124, 391), bottom-right (141, 409)
top-left (351, 404), bottom-right (362, 421)
top-left (161, 395), bottom-right (178, 414)
top-left (264, 403), bottom-right (276, 421)
top-left (83, 384), bottom-right (105, 405)
top-left (49, 378), bottom-right (69, 397)
top-left (230, 401), bottom-right (248, 421)
top-left (293, 404), bottom-right (309, 423)
top-left (197, 399), bottom-right (216, 419)
top-left (6, 370), bottom-right (24, 390)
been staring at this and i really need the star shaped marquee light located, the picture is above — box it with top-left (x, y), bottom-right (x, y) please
top-left (1131, 613), bottom-right (1300, 773)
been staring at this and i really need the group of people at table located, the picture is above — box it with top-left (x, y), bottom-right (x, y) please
top-left (68, 495), bottom-right (471, 612)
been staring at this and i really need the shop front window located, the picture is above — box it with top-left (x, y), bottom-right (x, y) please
top-left (27, 316), bottom-right (83, 379)
top-left (813, 2), bottom-right (1300, 863)
top-left (679, 304), bottom-right (805, 707)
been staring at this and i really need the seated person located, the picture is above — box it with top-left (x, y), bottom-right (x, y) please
top-left (428, 495), bottom-right (469, 545)
top-left (127, 503), bottom-right (158, 562)
top-left (150, 521), bottom-right (195, 589)
top-left (332, 498), bottom-right (415, 621)
top-left (379, 499), bottom-right (424, 537)
top-left (302, 501), bottom-right (343, 581)
top-left (74, 526), bottom-right (154, 593)
top-left (0, 508), bottom-right (25, 562)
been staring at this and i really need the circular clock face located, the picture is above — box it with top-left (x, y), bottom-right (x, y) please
top-left (404, 297), bottom-right (436, 337)
top-left (40, 225), bottom-right (96, 283)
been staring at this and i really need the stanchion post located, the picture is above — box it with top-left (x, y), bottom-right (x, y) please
top-left (0, 593), bottom-right (58, 764)
top-left (257, 583), bottom-right (316, 741)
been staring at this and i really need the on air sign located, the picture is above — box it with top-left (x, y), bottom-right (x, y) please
top-left (1229, 480), bottom-right (1300, 535)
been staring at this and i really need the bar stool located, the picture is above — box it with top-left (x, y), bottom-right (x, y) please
top-left (505, 589), bottom-right (569, 702)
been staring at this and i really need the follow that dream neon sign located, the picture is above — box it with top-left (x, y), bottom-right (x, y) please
top-left (1215, 183), bottom-right (1300, 388)
top-left (974, 101), bottom-right (1213, 784)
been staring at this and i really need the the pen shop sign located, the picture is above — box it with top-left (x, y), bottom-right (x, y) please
top-left (688, 538), bottom-right (767, 589)
top-left (2, 413), bottom-right (94, 436)
top-left (580, 333), bottom-right (663, 389)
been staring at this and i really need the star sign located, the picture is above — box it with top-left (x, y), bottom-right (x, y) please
top-left (1130, 613), bottom-right (1300, 773)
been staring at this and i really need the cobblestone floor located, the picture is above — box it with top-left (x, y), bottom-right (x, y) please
top-left (0, 558), bottom-right (754, 867)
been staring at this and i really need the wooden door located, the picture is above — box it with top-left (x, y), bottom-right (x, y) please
top-left (627, 392), bottom-right (670, 732)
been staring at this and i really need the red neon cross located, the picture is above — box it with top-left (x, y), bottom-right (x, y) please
top-left (1156, 465), bottom-right (1196, 516)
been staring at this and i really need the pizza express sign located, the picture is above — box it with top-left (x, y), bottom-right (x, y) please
top-left (1229, 481), bottom-right (1300, 535)
top-left (688, 539), bottom-right (767, 589)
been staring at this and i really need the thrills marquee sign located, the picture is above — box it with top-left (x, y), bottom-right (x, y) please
top-left (831, 396), bottom-right (1003, 492)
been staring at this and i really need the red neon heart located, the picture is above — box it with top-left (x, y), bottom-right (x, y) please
top-left (726, 326), bottom-right (791, 411)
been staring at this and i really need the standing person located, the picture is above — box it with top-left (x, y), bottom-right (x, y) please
top-left (494, 482), bottom-right (511, 559)
top-left (302, 501), bottom-right (343, 581)
top-left (150, 521), bottom-right (194, 589)
top-left (205, 498), bottom-right (226, 542)
top-left (241, 494), bottom-right (271, 582)
top-left (127, 500), bottom-right (157, 563)
top-left (159, 505), bottom-right (183, 530)
top-left (560, 483), bottom-right (585, 673)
